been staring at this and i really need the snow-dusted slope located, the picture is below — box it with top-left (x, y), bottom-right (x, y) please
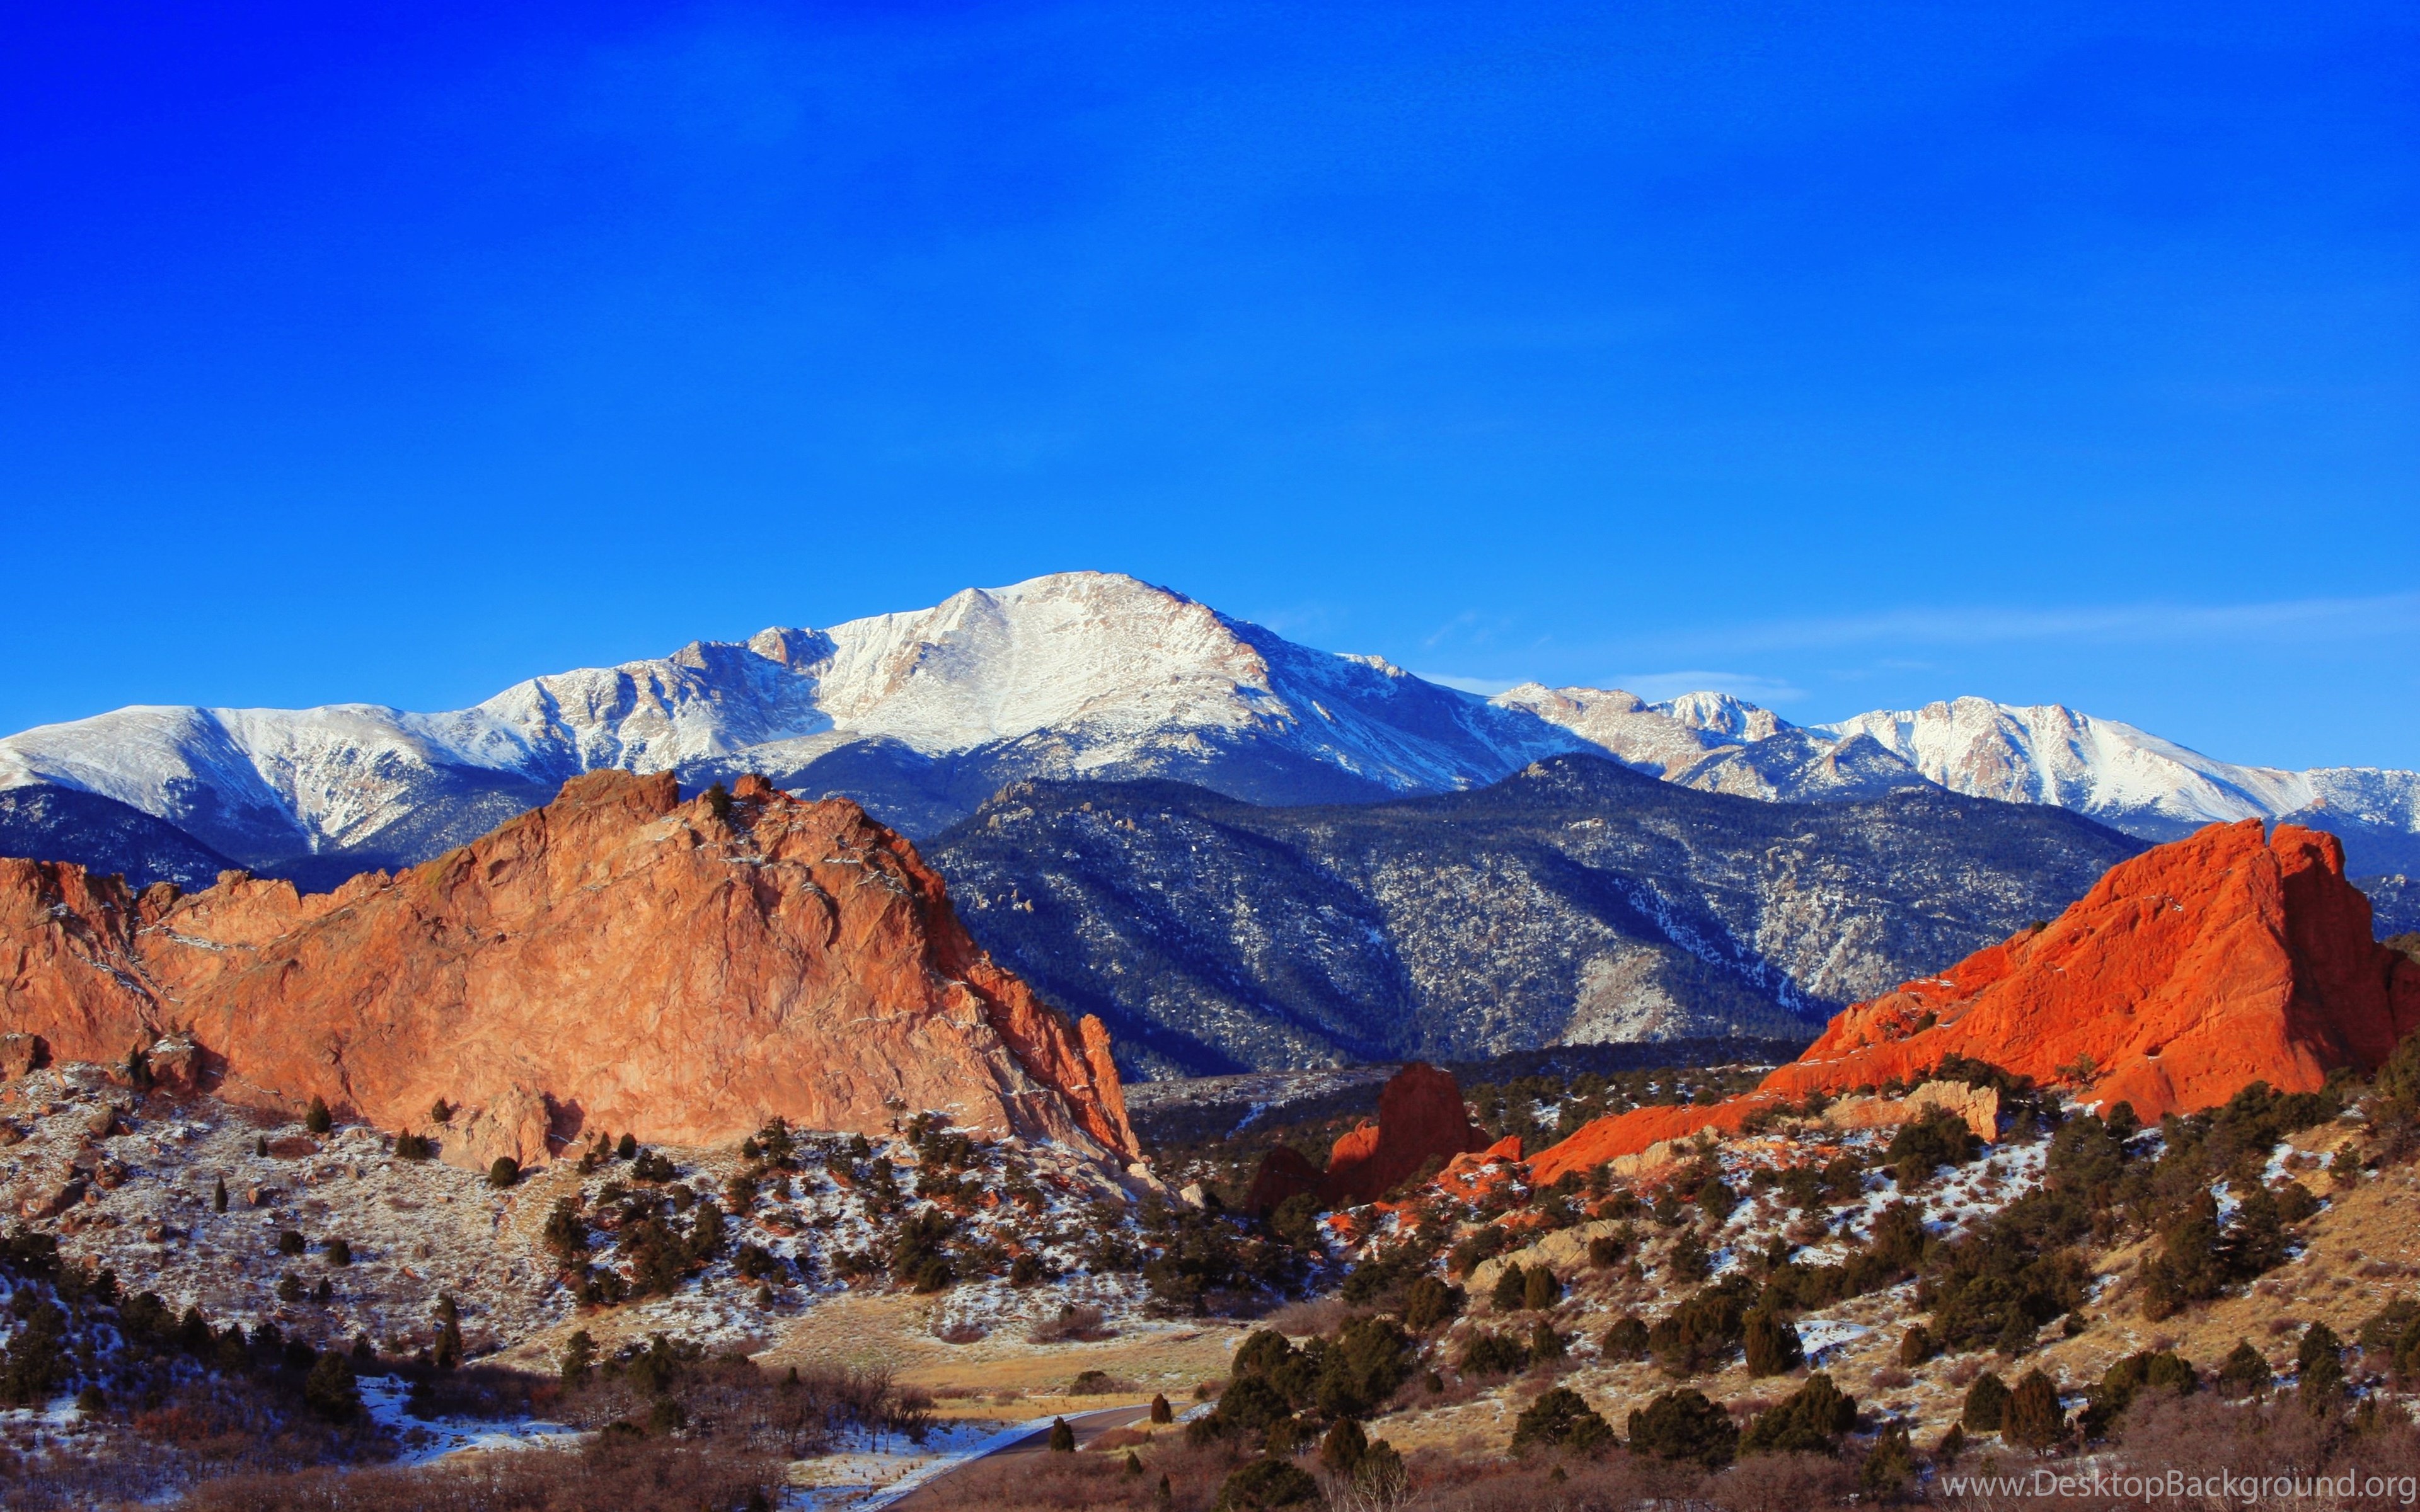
top-left (1488, 684), bottom-right (1783, 777)
top-left (0, 573), bottom-right (1586, 871)
top-left (1819, 697), bottom-right (2420, 855)
top-left (1495, 684), bottom-right (2419, 873)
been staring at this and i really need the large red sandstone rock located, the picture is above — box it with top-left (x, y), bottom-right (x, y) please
top-left (0, 771), bottom-right (1139, 1172)
top-left (1322, 1062), bottom-right (1493, 1206)
top-left (1242, 1062), bottom-right (1490, 1211)
top-left (1531, 821), bottom-right (2420, 1185)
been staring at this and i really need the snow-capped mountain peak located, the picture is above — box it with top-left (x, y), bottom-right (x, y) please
top-left (0, 572), bottom-right (1577, 871)
top-left (4, 571), bottom-right (2416, 885)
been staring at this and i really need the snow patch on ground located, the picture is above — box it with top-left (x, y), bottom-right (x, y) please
top-left (357, 1375), bottom-right (582, 1466)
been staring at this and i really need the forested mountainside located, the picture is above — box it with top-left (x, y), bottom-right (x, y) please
top-left (928, 753), bottom-right (2144, 1078)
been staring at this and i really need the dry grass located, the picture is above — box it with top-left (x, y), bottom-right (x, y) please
top-left (910, 1437), bottom-right (1247, 1510)
top-left (747, 1290), bottom-right (1242, 1427)
top-left (176, 1440), bottom-right (780, 1512)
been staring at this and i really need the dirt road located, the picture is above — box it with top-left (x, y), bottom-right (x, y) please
top-left (884, 1402), bottom-right (1160, 1508)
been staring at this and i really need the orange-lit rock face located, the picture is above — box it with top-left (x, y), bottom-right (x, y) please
top-left (1240, 1062), bottom-right (1492, 1212)
top-left (1532, 822), bottom-right (2420, 1186)
top-left (0, 771), bottom-right (1139, 1172)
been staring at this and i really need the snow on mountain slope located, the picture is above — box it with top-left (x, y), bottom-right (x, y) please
top-left (0, 573), bottom-right (1586, 871)
top-left (1670, 730), bottom-right (1933, 803)
top-left (4, 570), bottom-right (2415, 888)
top-left (1494, 684), bottom-right (2420, 873)
top-left (1818, 697), bottom-right (2420, 846)
top-left (1488, 684), bottom-right (1786, 777)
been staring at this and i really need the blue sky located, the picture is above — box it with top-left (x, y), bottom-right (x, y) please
top-left (3, 2), bottom-right (2414, 769)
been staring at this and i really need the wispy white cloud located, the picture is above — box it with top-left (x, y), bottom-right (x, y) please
top-left (1417, 668), bottom-right (1809, 705)
top-left (1616, 671), bottom-right (1809, 704)
top-left (1422, 609), bottom-right (1519, 650)
top-left (1654, 592), bottom-right (2420, 657)
top-left (1250, 602), bottom-right (1345, 638)
top-left (1418, 672), bottom-right (1524, 695)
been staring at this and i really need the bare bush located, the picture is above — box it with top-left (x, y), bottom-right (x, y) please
top-left (1396, 1448), bottom-right (1699, 1512)
top-left (1028, 1305), bottom-right (1114, 1344)
top-left (1710, 1450), bottom-right (1858, 1512)
top-left (1264, 1297), bottom-right (1356, 1336)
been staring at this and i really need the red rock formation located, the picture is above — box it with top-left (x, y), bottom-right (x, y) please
top-left (1242, 1143), bottom-right (1324, 1216)
top-left (0, 771), bottom-right (1140, 1172)
top-left (1242, 1063), bottom-right (1491, 1211)
top-left (1322, 1062), bottom-right (1494, 1206)
top-left (1532, 821), bottom-right (2420, 1185)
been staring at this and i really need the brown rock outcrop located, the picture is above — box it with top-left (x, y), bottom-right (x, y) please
top-left (1531, 820), bottom-right (2420, 1185)
top-left (1821, 1080), bottom-right (2000, 1140)
top-left (0, 770), bottom-right (1140, 1171)
top-left (1242, 1062), bottom-right (1490, 1211)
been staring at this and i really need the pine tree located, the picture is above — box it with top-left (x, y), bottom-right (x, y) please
top-left (304, 1350), bottom-right (360, 1422)
top-left (1962, 1371), bottom-right (2010, 1431)
top-left (1602, 1315), bottom-right (1651, 1360)
top-left (1512, 1386), bottom-right (1614, 1453)
top-left (2003, 1370), bottom-right (2065, 1450)
top-left (1048, 1416), bottom-right (1076, 1452)
top-left (1627, 1389), bottom-right (1737, 1467)
top-left (1861, 1424), bottom-right (1916, 1494)
top-left (304, 1096), bottom-right (332, 1135)
top-left (1321, 1416), bottom-right (1368, 1474)
top-left (2217, 1339), bottom-right (2271, 1398)
top-left (1150, 1392), bottom-right (1174, 1424)
top-left (213, 1175), bottom-right (228, 1213)
top-left (560, 1329), bottom-right (596, 1385)
top-left (1491, 1263), bottom-right (1528, 1312)
top-left (1528, 1319), bottom-right (1569, 1362)
top-left (1743, 1308), bottom-right (1804, 1377)
top-left (435, 1295), bottom-right (464, 1371)
top-left (2299, 1323), bottom-right (2346, 1416)
top-left (1739, 1372), bottom-right (1856, 1456)
top-left (1522, 1265), bottom-right (1562, 1311)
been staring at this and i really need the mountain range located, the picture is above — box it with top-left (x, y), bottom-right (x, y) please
top-left (3, 571), bottom-right (2414, 890)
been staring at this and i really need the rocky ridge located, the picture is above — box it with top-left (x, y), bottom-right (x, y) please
top-left (0, 770), bottom-right (1138, 1172)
